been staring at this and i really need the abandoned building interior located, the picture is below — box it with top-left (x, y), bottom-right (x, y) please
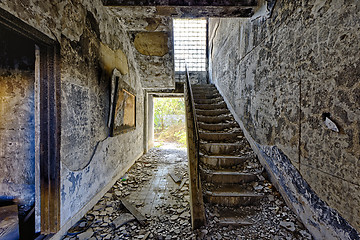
top-left (0, 0), bottom-right (359, 239)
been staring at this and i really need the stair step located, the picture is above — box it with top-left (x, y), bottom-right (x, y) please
top-left (200, 154), bottom-right (254, 168)
top-left (197, 115), bottom-right (234, 124)
top-left (219, 217), bottom-right (253, 226)
top-left (195, 102), bottom-right (227, 110)
top-left (198, 122), bottom-right (238, 132)
top-left (193, 93), bottom-right (222, 99)
top-left (200, 168), bottom-right (259, 184)
top-left (196, 109), bottom-right (229, 116)
top-left (193, 92), bottom-right (219, 97)
top-left (191, 84), bottom-right (216, 89)
top-left (194, 98), bottom-right (223, 105)
top-left (192, 88), bottom-right (218, 93)
top-left (200, 142), bottom-right (243, 155)
top-left (199, 132), bottom-right (240, 143)
top-left (204, 186), bottom-right (263, 206)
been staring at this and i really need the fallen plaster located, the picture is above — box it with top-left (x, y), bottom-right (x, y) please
top-left (51, 152), bottom-right (142, 240)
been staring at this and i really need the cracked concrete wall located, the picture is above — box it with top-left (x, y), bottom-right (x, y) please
top-left (0, 24), bottom-right (36, 208)
top-left (0, 0), bottom-right (145, 228)
top-left (209, 0), bottom-right (360, 237)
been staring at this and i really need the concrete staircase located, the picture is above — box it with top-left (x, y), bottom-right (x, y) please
top-left (191, 83), bottom-right (264, 226)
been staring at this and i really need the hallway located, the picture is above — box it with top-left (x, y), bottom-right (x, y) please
top-left (61, 143), bottom-right (312, 240)
top-left (0, 1), bottom-right (359, 239)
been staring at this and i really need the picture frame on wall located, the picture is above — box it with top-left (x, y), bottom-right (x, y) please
top-left (109, 69), bottom-right (136, 136)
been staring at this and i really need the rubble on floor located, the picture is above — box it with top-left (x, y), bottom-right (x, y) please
top-left (61, 144), bottom-right (312, 240)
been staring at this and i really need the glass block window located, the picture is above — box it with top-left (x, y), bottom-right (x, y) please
top-left (173, 18), bottom-right (207, 72)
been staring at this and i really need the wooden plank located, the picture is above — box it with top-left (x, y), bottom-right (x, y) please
top-left (121, 200), bottom-right (146, 225)
top-left (169, 172), bottom-right (181, 183)
top-left (0, 205), bottom-right (19, 240)
top-left (178, 178), bottom-right (187, 190)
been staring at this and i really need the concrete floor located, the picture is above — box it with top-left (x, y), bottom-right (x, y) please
top-left (124, 143), bottom-right (190, 217)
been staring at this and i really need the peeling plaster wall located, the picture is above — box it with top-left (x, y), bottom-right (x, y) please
top-left (0, 25), bottom-right (36, 207)
top-left (0, 0), bottom-right (145, 228)
top-left (209, 0), bottom-right (360, 238)
top-left (111, 7), bottom-right (175, 89)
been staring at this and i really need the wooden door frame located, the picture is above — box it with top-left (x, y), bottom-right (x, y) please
top-left (0, 8), bottom-right (61, 234)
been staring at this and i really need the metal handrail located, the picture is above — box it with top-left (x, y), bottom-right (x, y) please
top-left (185, 65), bottom-right (201, 188)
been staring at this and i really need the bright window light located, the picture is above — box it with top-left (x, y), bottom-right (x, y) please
top-left (173, 18), bottom-right (207, 72)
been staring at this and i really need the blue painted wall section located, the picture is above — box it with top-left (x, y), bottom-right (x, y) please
top-left (258, 145), bottom-right (359, 239)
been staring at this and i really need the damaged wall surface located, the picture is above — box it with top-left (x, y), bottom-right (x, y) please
top-left (209, 0), bottom-right (360, 238)
top-left (110, 7), bottom-right (175, 90)
top-left (0, 24), bottom-right (36, 207)
top-left (0, 0), bottom-right (145, 230)
top-left (109, 4), bottom-right (256, 90)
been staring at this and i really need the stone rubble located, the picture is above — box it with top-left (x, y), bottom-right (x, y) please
top-left (62, 145), bottom-right (312, 240)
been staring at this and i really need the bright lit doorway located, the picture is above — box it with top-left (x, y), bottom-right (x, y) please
top-left (153, 97), bottom-right (186, 148)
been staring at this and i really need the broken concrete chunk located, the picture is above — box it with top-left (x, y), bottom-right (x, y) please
top-left (324, 117), bottom-right (339, 132)
top-left (257, 174), bottom-right (265, 181)
top-left (93, 205), bottom-right (104, 211)
top-left (279, 221), bottom-right (296, 232)
top-left (104, 193), bottom-right (112, 198)
top-left (77, 229), bottom-right (94, 240)
top-left (179, 211), bottom-right (190, 219)
top-left (105, 207), bottom-right (114, 213)
top-left (170, 215), bottom-right (179, 221)
top-left (299, 230), bottom-right (312, 239)
top-left (113, 213), bottom-right (136, 229)
top-left (177, 208), bottom-right (185, 214)
top-left (267, 195), bottom-right (275, 202)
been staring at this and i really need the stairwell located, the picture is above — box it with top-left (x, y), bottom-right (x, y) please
top-left (191, 83), bottom-right (265, 226)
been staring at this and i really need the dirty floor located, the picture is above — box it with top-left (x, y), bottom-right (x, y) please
top-left (61, 143), bottom-right (312, 240)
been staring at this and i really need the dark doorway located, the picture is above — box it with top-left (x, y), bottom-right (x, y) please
top-left (0, 22), bottom-right (37, 239)
top-left (0, 8), bottom-right (61, 237)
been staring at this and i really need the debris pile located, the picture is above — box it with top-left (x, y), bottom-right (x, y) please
top-left (62, 145), bottom-right (312, 240)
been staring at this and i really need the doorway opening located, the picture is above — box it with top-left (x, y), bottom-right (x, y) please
top-left (153, 97), bottom-right (186, 149)
top-left (0, 22), bottom-right (37, 239)
top-left (0, 8), bottom-right (61, 238)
